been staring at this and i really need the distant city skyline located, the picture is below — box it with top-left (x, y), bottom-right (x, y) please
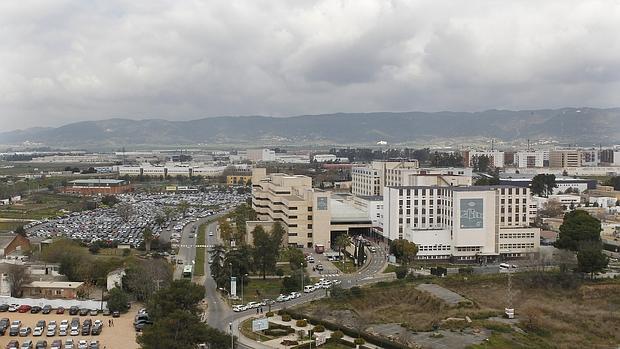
top-left (2, 0), bottom-right (620, 130)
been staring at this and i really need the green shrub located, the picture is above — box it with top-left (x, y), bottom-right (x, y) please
top-left (281, 314), bottom-right (291, 322)
top-left (331, 330), bottom-right (344, 339)
top-left (354, 338), bottom-right (366, 345)
top-left (395, 266), bottom-right (408, 279)
top-left (277, 309), bottom-right (285, 315)
top-left (296, 319), bottom-right (308, 327)
top-left (350, 286), bottom-right (363, 297)
top-left (313, 324), bottom-right (325, 332)
top-left (266, 311), bottom-right (275, 317)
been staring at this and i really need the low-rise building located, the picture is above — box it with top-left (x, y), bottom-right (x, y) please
top-left (22, 281), bottom-right (84, 299)
top-left (0, 234), bottom-right (31, 258)
top-left (62, 179), bottom-right (132, 195)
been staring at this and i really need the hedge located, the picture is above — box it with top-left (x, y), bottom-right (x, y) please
top-left (280, 309), bottom-right (409, 349)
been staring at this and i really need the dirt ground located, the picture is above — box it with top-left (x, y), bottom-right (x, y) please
top-left (0, 307), bottom-right (142, 349)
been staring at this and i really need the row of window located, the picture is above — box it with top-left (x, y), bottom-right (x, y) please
top-left (419, 245), bottom-right (451, 251)
top-left (499, 232), bottom-right (536, 239)
top-left (456, 246), bottom-right (481, 252)
top-left (500, 243), bottom-right (535, 249)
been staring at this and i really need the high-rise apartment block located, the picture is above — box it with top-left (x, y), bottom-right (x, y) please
top-left (549, 150), bottom-right (582, 167)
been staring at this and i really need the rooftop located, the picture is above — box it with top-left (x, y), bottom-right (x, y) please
top-left (330, 198), bottom-right (371, 223)
top-left (69, 179), bottom-right (126, 185)
top-left (24, 281), bottom-right (84, 289)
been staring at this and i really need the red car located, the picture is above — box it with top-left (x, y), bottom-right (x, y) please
top-left (56, 306), bottom-right (65, 314)
top-left (17, 304), bottom-right (31, 313)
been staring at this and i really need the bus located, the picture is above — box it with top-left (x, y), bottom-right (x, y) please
top-left (183, 265), bottom-right (193, 278)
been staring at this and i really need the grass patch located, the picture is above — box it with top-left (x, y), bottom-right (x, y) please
top-left (383, 264), bottom-right (398, 274)
top-left (333, 257), bottom-right (357, 274)
top-left (194, 223), bottom-right (206, 276)
top-left (0, 192), bottom-right (86, 220)
top-left (239, 279), bottom-right (283, 303)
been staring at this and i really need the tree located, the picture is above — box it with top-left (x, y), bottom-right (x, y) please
top-left (14, 225), bottom-right (27, 237)
top-left (124, 259), bottom-right (173, 301)
top-left (539, 199), bottom-right (564, 217)
top-left (107, 287), bottom-right (129, 312)
top-left (101, 195), bottom-right (119, 207)
top-left (252, 223), bottom-right (284, 279)
top-left (334, 234), bottom-right (352, 261)
top-left (394, 265), bottom-right (408, 279)
top-left (286, 247), bottom-right (307, 271)
top-left (555, 210), bottom-right (602, 251)
top-left (177, 200), bottom-right (190, 217)
top-left (139, 279), bottom-right (231, 349)
top-left (7, 264), bottom-right (30, 297)
top-left (607, 176), bottom-right (620, 191)
top-left (116, 203), bottom-right (134, 222)
top-left (142, 227), bottom-right (154, 253)
top-left (154, 215), bottom-right (166, 227)
top-left (218, 219), bottom-right (233, 245)
top-left (531, 174), bottom-right (557, 197)
top-left (472, 155), bottom-right (491, 173)
top-left (390, 239), bottom-right (419, 265)
top-left (577, 243), bottom-right (609, 278)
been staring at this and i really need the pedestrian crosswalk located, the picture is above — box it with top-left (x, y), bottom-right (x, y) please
top-left (178, 244), bottom-right (208, 248)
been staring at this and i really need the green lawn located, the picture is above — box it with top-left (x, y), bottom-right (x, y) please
top-left (238, 279), bottom-right (283, 303)
top-left (0, 193), bottom-right (85, 220)
top-left (383, 264), bottom-right (398, 274)
top-left (333, 257), bottom-right (357, 274)
top-left (194, 223), bottom-right (207, 276)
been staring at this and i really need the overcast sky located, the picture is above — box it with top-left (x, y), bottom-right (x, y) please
top-left (1, 0), bottom-right (620, 131)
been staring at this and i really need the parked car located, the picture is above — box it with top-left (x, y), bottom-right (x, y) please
top-left (77, 340), bottom-right (88, 349)
top-left (35, 341), bottom-right (47, 349)
top-left (20, 340), bottom-right (33, 349)
top-left (112, 311), bottom-right (120, 318)
top-left (42, 305), bottom-right (52, 314)
top-left (0, 318), bottom-right (10, 335)
top-left (78, 309), bottom-right (89, 316)
top-left (6, 340), bottom-right (19, 349)
top-left (68, 307), bottom-right (79, 316)
top-left (64, 339), bottom-right (74, 349)
top-left (33, 326), bottom-right (44, 337)
top-left (102, 309), bottom-right (111, 316)
top-left (10, 320), bottom-right (21, 336)
top-left (0, 304), bottom-right (9, 312)
top-left (55, 307), bottom-right (64, 315)
top-left (50, 340), bottom-right (62, 349)
top-left (18, 327), bottom-right (31, 337)
top-left (88, 341), bottom-right (99, 349)
top-left (89, 309), bottom-right (98, 316)
top-left (17, 305), bottom-right (32, 313)
top-left (8, 304), bottom-right (19, 312)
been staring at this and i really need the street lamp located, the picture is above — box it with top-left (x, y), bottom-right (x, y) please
top-left (229, 322), bottom-right (234, 349)
top-left (241, 273), bottom-right (248, 304)
top-left (300, 262), bottom-right (304, 293)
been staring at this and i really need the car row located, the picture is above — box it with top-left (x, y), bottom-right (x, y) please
top-left (5, 339), bottom-right (100, 349)
top-left (304, 279), bottom-right (340, 293)
top-left (232, 296), bottom-right (286, 312)
top-left (2, 317), bottom-right (104, 338)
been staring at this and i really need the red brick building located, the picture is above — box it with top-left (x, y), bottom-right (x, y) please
top-left (62, 179), bottom-right (132, 195)
top-left (0, 233), bottom-right (31, 258)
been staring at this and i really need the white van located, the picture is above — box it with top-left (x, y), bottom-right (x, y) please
top-left (304, 285), bottom-right (315, 293)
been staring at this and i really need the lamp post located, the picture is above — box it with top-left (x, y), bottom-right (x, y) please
top-left (241, 273), bottom-right (248, 304)
top-left (300, 262), bottom-right (304, 293)
top-left (229, 322), bottom-right (234, 349)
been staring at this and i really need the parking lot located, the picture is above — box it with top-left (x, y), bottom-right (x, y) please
top-left (25, 190), bottom-right (249, 248)
top-left (0, 307), bottom-right (142, 349)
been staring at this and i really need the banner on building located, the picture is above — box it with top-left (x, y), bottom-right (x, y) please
top-left (230, 276), bottom-right (237, 297)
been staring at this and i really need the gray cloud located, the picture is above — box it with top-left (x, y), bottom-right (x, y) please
top-left (1, 0), bottom-right (620, 131)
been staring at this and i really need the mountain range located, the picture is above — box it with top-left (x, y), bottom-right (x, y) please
top-left (2, 107), bottom-right (619, 148)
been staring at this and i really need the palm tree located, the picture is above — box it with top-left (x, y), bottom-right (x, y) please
top-left (142, 227), bottom-right (154, 252)
top-left (334, 234), bottom-right (352, 266)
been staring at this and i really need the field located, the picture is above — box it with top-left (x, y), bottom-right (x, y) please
top-left (0, 192), bottom-right (85, 222)
top-left (295, 272), bottom-right (620, 349)
top-left (238, 279), bottom-right (284, 304)
top-left (333, 257), bottom-right (357, 274)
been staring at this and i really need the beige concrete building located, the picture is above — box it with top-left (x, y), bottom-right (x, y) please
top-left (549, 150), bottom-right (582, 167)
top-left (351, 160), bottom-right (423, 197)
top-left (251, 169), bottom-right (371, 249)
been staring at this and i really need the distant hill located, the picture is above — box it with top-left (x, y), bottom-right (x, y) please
top-left (1, 107), bottom-right (619, 148)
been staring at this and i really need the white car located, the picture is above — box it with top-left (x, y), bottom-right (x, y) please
top-left (304, 285), bottom-right (315, 293)
top-left (246, 301), bottom-right (260, 309)
top-left (276, 294), bottom-right (288, 302)
top-left (232, 305), bottom-right (247, 312)
top-left (290, 292), bottom-right (301, 298)
top-left (33, 327), bottom-right (44, 336)
top-left (65, 339), bottom-right (75, 349)
top-left (78, 340), bottom-right (88, 349)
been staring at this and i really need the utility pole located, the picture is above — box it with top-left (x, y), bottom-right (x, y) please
top-left (301, 263), bottom-right (304, 293)
top-left (229, 322), bottom-right (234, 349)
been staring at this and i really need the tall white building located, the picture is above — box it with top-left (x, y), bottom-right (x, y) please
top-left (383, 185), bottom-right (540, 262)
top-left (514, 151), bottom-right (545, 168)
top-left (351, 160), bottom-right (420, 197)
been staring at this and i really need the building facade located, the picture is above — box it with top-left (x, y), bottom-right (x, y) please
top-left (514, 151), bottom-right (545, 168)
top-left (62, 179), bottom-right (132, 195)
top-left (351, 160), bottom-right (420, 197)
top-left (383, 185), bottom-right (539, 261)
top-left (549, 150), bottom-right (582, 168)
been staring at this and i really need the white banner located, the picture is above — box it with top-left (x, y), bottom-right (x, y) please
top-left (252, 318), bottom-right (269, 332)
top-left (315, 333), bottom-right (327, 346)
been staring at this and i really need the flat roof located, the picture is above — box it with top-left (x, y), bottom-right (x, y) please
top-left (69, 179), bottom-right (125, 184)
top-left (330, 199), bottom-right (371, 223)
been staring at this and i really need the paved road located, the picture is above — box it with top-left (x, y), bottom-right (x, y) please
top-left (172, 217), bottom-right (209, 279)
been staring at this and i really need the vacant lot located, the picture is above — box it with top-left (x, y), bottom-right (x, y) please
top-left (0, 307), bottom-right (142, 348)
top-left (0, 193), bottom-right (85, 221)
top-left (295, 273), bottom-right (620, 349)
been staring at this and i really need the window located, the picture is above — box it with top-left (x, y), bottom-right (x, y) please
top-left (307, 224), bottom-right (312, 229)
top-left (307, 215), bottom-right (312, 220)
top-left (54, 290), bottom-right (62, 296)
